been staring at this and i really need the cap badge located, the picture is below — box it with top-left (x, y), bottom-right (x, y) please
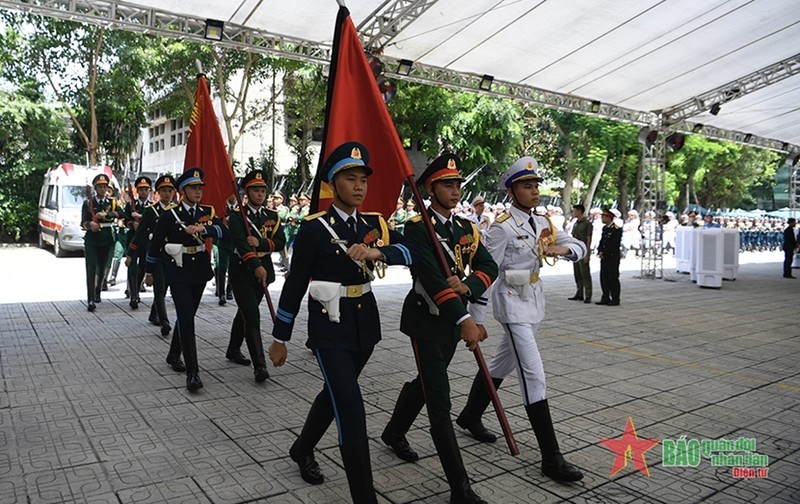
top-left (255, 172), bottom-right (262, 179)
top-left (526, 161), bottom-right (533, 170)
top-left (193, 170), bottom-right (199, 178)
top-left (447, 159), bottom-right (457, 170)
top-left (351, 147), bottom-right (362, 159)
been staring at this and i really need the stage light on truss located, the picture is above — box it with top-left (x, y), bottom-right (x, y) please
top-left (743, 133), bottom-right (753, 143)
top-left (204, 19), bottom-right (224, 41)
top-left (590, 100), bottom-right (601, 113)
top-left (787, 151), bottom-right (800, 166)
top-left (781, 142), bottom-right (789, 151)
top-left (479, 74), bottom-right (494, 91)
top-left (666, 133), bottom-right (685, 152)
top-left (692, 123), bottom-right (704, 134)
top-left (397, 59), bottom-right (413, 76)
top-left (637, 126), bottom-right (658, 147)
top-left (709, 103), bottom-right (721, 116)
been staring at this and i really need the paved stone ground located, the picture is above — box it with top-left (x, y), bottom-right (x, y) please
top-left (0, 251), bottom-right (798, 503)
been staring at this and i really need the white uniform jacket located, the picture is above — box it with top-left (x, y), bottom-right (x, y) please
top-left (469, 206), bottom-right (586, 325)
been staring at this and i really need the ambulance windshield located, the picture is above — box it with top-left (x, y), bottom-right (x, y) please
top-left (62, 186), bottom-right (86, 208)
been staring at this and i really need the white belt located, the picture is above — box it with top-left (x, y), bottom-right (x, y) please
top-left (503, 269), bottom-right (539, 300)
top-left (502, 270), bottom-right (539, 284)
top-left (308, 281), bottom-right (372, 323)
top-left (99, 222), bottom-right (114, 228)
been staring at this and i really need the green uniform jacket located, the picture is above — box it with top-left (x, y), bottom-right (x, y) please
top-left (400, 212), bottom-right (498, 342)
top-left (125, 202), bottom-right (166, 259)
top-left (228, 205), bottom-right (286, 284)
top-left (81, 197), bottom-right (124, 247)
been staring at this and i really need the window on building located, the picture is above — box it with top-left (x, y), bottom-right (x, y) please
top-left (179, 118), bottom-right (184, 129)
top-left (177, 132), bottom-right (183, 145)
top-left (159, 124), bottom-right (165, 135)
top-left (170, 135), bottom-right (176, 147)
top-left (160, 139), bottom-right (164, 150)
top-left (171, 119), bottom-right (176, 131)
top-left (149, 142), bottom-right (153, 153)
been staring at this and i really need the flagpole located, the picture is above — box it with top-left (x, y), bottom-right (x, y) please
top-left (405, 174), bottom-right (519, 457)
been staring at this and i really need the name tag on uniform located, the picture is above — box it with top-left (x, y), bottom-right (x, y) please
top-left (438, 237), bottom-right (449, 243)
top-left (331, 238), bottom-right (348, 244)
top-left (516, 235), bottom-right (530, 240)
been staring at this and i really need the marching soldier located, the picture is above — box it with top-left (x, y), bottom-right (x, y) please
top-left (596, 207), bottom-right (623, 305)
top-left (273, 192), bottom-right (291, 270)
top-left (381, 153), bottom-right (497, 504)
top-left (226, 170), bottom-right (285, 381)
top-left (145, 167), bottom-right (227, 391)
top-left (456, 157), bottom-right (585, 483)
top-left (388, 197), bottom-right (407, 234)
top-left (126, 175), bottom-right (177, 340)
top-left (214, 193), bottom-right (237, 306)
top-left (268, 142), bottom-right (415, 503)
top-left (82, 174), bottom-right (125, 312)
top-left (124, 176), bottom-right (152, 309)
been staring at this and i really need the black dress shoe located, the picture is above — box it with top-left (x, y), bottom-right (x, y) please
top-left (160, 322), bottom-right (171, 337)
top-left (226, 291), bottom-right (233, 300)
top-left (595, 300), bottom-right (610, 305)
top-left (289, 443), bottom-right (324, 485)
top-left (567, 295), bottom-right (583, 301)
top-left (784, 275), bottom-right (796, 279)
top-left (148, 312), bottom-right (159, 325)
top-left (608, 300), bottom-right (620, 306)
top-left (226, 352), bottom-right (251, 366)
top-left (455, 416), bottom-right (497, 443)
top-left (129, 299), bottom-right (139, 309)
top-left (254, 367), bottom-right (270, 382)
top-left (166, 355), bottom-right (186, 372)
top-left (381, 431), bottom-right (419, 462)
top-left (186, 373), bottom-right (203, 391)
top-left (87, 301), bottom-right (96, 312)
top-left (542, 455), bottom-right (584, 482)
top-left (583, 298), bottom-right (592, 304)
top-left (102, 281), bottom-right (109, 291)
top-left (218, 297), bottom-right (226, 306)
top-left (94, 295), bottom-right (102, 303)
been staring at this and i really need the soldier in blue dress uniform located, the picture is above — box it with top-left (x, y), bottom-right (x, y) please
top-left (145, 167), bottom-right (227, 391)
top-left (268, 142), bottom-right (415, 503)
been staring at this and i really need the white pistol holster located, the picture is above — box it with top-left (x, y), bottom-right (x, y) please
top-left (309, 280), bottom-right (343, 323)
top-left (504, 269), bottom-right (533, 300)
top-left (164, 243), bottom-right (183, 268)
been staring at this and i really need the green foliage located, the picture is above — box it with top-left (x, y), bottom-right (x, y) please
top-left (283, 65), bottom-right (327, 185)
top-left (0, 82), bottom-right (76, 242)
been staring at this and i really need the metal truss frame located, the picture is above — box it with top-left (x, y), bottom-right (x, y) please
top-left (663, 53), bottom-right (800, 124)
top-left (357, 0), bottom-right (440, 51)
top-left (791, 165), bottom-right (800, 218)
top-left (2, 0), bottom-right (797, 154)
top-left (638, 139), bottom-right (666, 279)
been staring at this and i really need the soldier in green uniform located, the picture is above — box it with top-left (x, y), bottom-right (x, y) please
top-left (126, 175), bottom-right (177, 340)
top-left (81, 174), bottom-right (125, 312)
top-left (272, 192), bottom-right (290, 271)
top-left (389, 197), bottom-right (407, 235)
top-left (105, 186), bottom-right (126, 291)
top-left (124, 176), bottom-right (152, 309)
top-left (214, 193), bottom-right (237, 306)
top-left (381, 154), bottom-right (498, 504)
top-left (226, 170), bottom-right (285, 381)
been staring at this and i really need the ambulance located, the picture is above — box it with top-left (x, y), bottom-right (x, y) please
top-left (37, 164), bottom-right (119, 257)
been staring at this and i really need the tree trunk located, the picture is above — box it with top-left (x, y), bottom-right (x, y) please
top-left (618, 164), bottom-right (629, 212)
top-left (634, 157), bottom-right (643, 210)
top-left (561, 144), bottom-right (575, 214)
top-left (583, 155), bottom-right (607, 209)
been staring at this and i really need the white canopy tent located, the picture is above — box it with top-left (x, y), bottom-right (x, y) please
top-left (1, 0), bottom-right (799, 151)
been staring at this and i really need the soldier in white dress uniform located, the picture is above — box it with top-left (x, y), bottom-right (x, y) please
top-left (455, 156), bottom-right (586, 482)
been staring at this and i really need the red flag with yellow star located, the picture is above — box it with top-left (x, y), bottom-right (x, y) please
top-left (311, 6), bottom-right (413, 218)
top-left (184, 74), bottom-right (236, 217)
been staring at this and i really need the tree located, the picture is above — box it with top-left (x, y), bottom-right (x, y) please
top-left (0, 81), bottom-right (76, 241)
top-left (1, 13), bottom-right (150, 167)
top-left (283, 65), bottom-right (327, 188)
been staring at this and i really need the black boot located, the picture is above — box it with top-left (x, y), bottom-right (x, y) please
top-left (179, 322), bottom-right (202, 392)
top-left (225, 281), bottom-right (233, 300)
top-left (166, 322), bottom-right (184, 372)
top-left (244, 326), bottom-right (269, 382)
top-left (109, 259), bottom-right (120, 286)
top-left (430, 421), bottom-right (486, 504)
top-left (456, 374), bottom-right (503, 443)
top-left (87, 275), bottom-right (96, 312)
top-left (128, 268), bottom-right (139, 309)
top-left (339, 438), bottom-right (378, 504)
top-left (154, 295), bottom-right (171, 336)
top-left (526, 399), bottom-right (583, 482)
top-left (216, 268), bottom-right (226, 305)
top-left (567, 293), bottom-right (583, 301)
top-left (148, 304), bottom-right (159, 325)
top-left (94, 276), bottom-right (102, 303)
top-left (381, 381), bottom-right (425, 462)
top-left (290, 394), bottom-right (336, 485)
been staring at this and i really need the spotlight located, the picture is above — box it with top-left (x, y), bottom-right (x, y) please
top-left (204, 19), bottom-right (224, 41)
top-left (743, 133), bottom-right (753, 143)
top-left (479, 74), bottom-right (494, 91)
top-left (637, 126), bottom-right (658, 148)
top-left (782, 142), bottom-right (789, 151)
top-left (666, 133), bottom-right (685, 152)
top-left (590, 100), bottom-right (601, 113)
top-left (397, 59), bottom-right (413, 76)
top-left (709, 103), bottom-right (721, 116)
top-left (787, 151), bottom-right (800, 166)
top-left (692, 124), bottom-right (704, 134)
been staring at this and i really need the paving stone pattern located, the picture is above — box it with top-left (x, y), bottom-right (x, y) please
top-left (0, 261), bottom-right (797, 503)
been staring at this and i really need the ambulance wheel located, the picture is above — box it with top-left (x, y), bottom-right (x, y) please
top-left (54, 235), bottom-right (66, 257)
top-left (38, 229), bottom-right (45, 249)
